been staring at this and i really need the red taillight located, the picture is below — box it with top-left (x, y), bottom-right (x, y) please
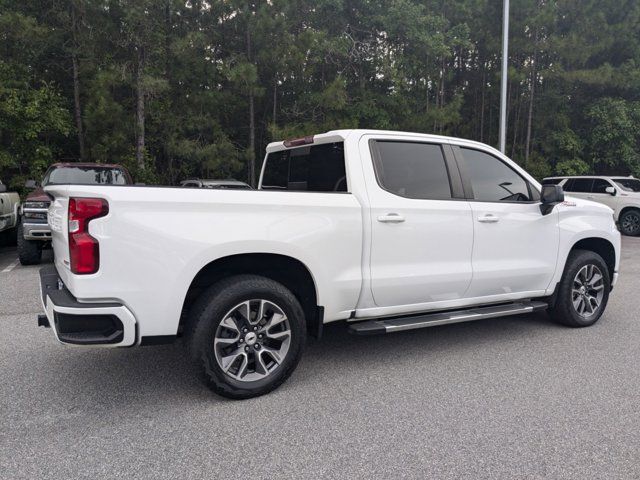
top-left (68, 197), bottom-right (109, 274)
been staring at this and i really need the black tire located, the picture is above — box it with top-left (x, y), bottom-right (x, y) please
top-left (17, 222), bottom-right (43, 265)
top-left (0, 227), bottom-right (15, 246)
top-left (186, 275), bottom-right (306, 399)
top-left (619, 209), bottom-right (640, 236)
top-left (7, 225), bottom-right (18, 246)
top-left (548, 249), bottom-right (611, 327)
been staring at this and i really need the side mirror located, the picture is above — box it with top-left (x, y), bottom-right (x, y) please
top-left (0, 184), bottom-right (6, 193)
top-left (605, 186), bottom-right (616, 196)
top-left (25, 179), bottom-right (38, 189)
top-left (540, 184), bottom-right (564, 215)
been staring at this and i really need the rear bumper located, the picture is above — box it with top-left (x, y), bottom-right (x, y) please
top-left (39, 266), bottom-right (136, 346)
top-left (23, 222), bottom-right (51, 241)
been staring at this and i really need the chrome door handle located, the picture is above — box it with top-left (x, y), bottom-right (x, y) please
top-left (377, 213), bottom-right (405, 223)
top-left (477, 214), bottom-right (499, 223)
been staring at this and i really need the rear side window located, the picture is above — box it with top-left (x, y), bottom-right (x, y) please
top-left (261, 142), bottom-right (347, 192)
top-left (564, 178), bottom-right (593, 193)
top-left (461, 148), bottom-right (533, 202)
top-left (372, 141), bottom-right (452, 200)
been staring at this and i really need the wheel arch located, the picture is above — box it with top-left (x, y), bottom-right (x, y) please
top-left (619, 205), bottom-right (640, 217)
top-left (180, 253), bottom-right (322, 338)
top-left (569, 237), bottom-right (616, 281)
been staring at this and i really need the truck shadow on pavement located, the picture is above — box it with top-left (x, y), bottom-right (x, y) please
top-left (45, 311), bottom-right (566, 405)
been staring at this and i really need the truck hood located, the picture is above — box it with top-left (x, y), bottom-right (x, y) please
top-left (26, 187), bottom-right (51, 202)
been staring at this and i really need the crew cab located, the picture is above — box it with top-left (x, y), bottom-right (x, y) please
top-left (40, 130), bottom-right (621, 399)
top-left (19, 163), bottom-right (132, 265)
top-left (543, 176), bottom-right (640, 236)
top-left (0, 179), bottom-right (20, 241)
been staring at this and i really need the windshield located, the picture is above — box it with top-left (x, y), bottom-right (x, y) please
top-left (43, 166), bottom-right (128, 186)
top-left (613, 178), bottom-right (640, 192)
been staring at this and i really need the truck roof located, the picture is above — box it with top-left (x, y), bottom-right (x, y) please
top-left (266, 129), bottom-right (499, 154)
top-left (49, 162), bottom-right (127, 169)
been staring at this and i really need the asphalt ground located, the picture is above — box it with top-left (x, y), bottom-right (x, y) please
top-left (1, 239), bottom-right (639, 479)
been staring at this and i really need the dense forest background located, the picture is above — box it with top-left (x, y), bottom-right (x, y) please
top-left (1, 0), bottom-right (639, 190)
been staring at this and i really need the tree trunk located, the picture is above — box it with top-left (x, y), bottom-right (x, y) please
top-left (249, 92), bottom-right (255, 185)
top-left (71, 2), bottom-right (85, 161)
top-left (135, 45), bottom-right (146, 171)
top-left (511, 85), bottom-right (522, 159)
top-left (246, 16), bottom-right (255, 187)
top-left (480, 61), bottom-right (486, 142)
top-left (164, 1), bottom-right (173, 184)
top-left (272, 79), bottom-right (277, 127)
top-left (525, 38), bottom-right (538, 167)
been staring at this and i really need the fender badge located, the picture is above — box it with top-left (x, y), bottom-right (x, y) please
top-left (561, 201), bottom-right (577, 207)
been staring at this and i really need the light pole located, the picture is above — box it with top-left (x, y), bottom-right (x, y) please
top-left (499, 0), bottom-right (509, 154)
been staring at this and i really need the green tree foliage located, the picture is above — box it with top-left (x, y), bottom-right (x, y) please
top-left (1, 0), bottom-right (639, 185)
top-left (0, 9), bottom-right (71, 191)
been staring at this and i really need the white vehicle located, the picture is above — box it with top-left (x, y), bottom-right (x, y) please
top-left (40, 130), bottom-right (621, 398)
top-left (543, 176), bottom-right (640, 236)
top-left (0, 180), bottom-right (20, 239)
top-left (180, 179), bottom-right (252, 189)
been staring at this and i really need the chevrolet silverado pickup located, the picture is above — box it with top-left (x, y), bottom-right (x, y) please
top-left (40, 130), bottom-right (621, 399)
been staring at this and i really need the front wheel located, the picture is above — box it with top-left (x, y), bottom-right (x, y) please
top-left (619, 209), bottom-right (640, 236)
top-left (17, 222), bottom-right (42, 265)
top-left (548, 250), bottom-right (611, 327)
top-left (186, 275), bottom-right (306, 399)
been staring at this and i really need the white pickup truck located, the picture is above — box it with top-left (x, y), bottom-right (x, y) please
top-left (0, 180), bottom-right (20, 240)
top-left (40, 130), bottom-right (621, 398)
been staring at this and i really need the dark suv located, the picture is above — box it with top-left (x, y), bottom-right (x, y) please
top-left (19, 163), bottom-right (133, 265)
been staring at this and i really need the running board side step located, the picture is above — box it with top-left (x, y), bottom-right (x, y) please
top-left (348, 301), bottom-right (548, 335)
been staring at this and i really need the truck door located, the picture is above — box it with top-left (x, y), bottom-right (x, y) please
top-left (362, 136), bottom-right (474, 309)
top-left (454, 146), bottom-right (559, 297)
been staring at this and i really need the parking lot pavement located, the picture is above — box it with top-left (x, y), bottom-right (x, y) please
top-left (1, 240), bottom-right (640, 479)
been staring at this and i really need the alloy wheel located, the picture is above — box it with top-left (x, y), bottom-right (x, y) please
top-left (621, 212), bottom-right (640, 235)
top-left (571, 264), bottom-right (605, 318)
top-left (213, 299), bottom-right (291, 382)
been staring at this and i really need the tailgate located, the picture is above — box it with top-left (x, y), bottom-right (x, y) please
top-left (45, 186), bottom-right (71, 278)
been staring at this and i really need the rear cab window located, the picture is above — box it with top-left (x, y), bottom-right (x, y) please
top-left (261, 142), bottom-right (347, 192)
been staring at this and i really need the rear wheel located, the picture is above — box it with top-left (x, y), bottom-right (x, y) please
top-left (548, 250), bottom-right (610, 327)
top-left (186, 275), bottom-right (306, 399)
top-left (17, 222), bottom-right (42, 265)
top-left (619, 209), bottom-right (640, 236)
